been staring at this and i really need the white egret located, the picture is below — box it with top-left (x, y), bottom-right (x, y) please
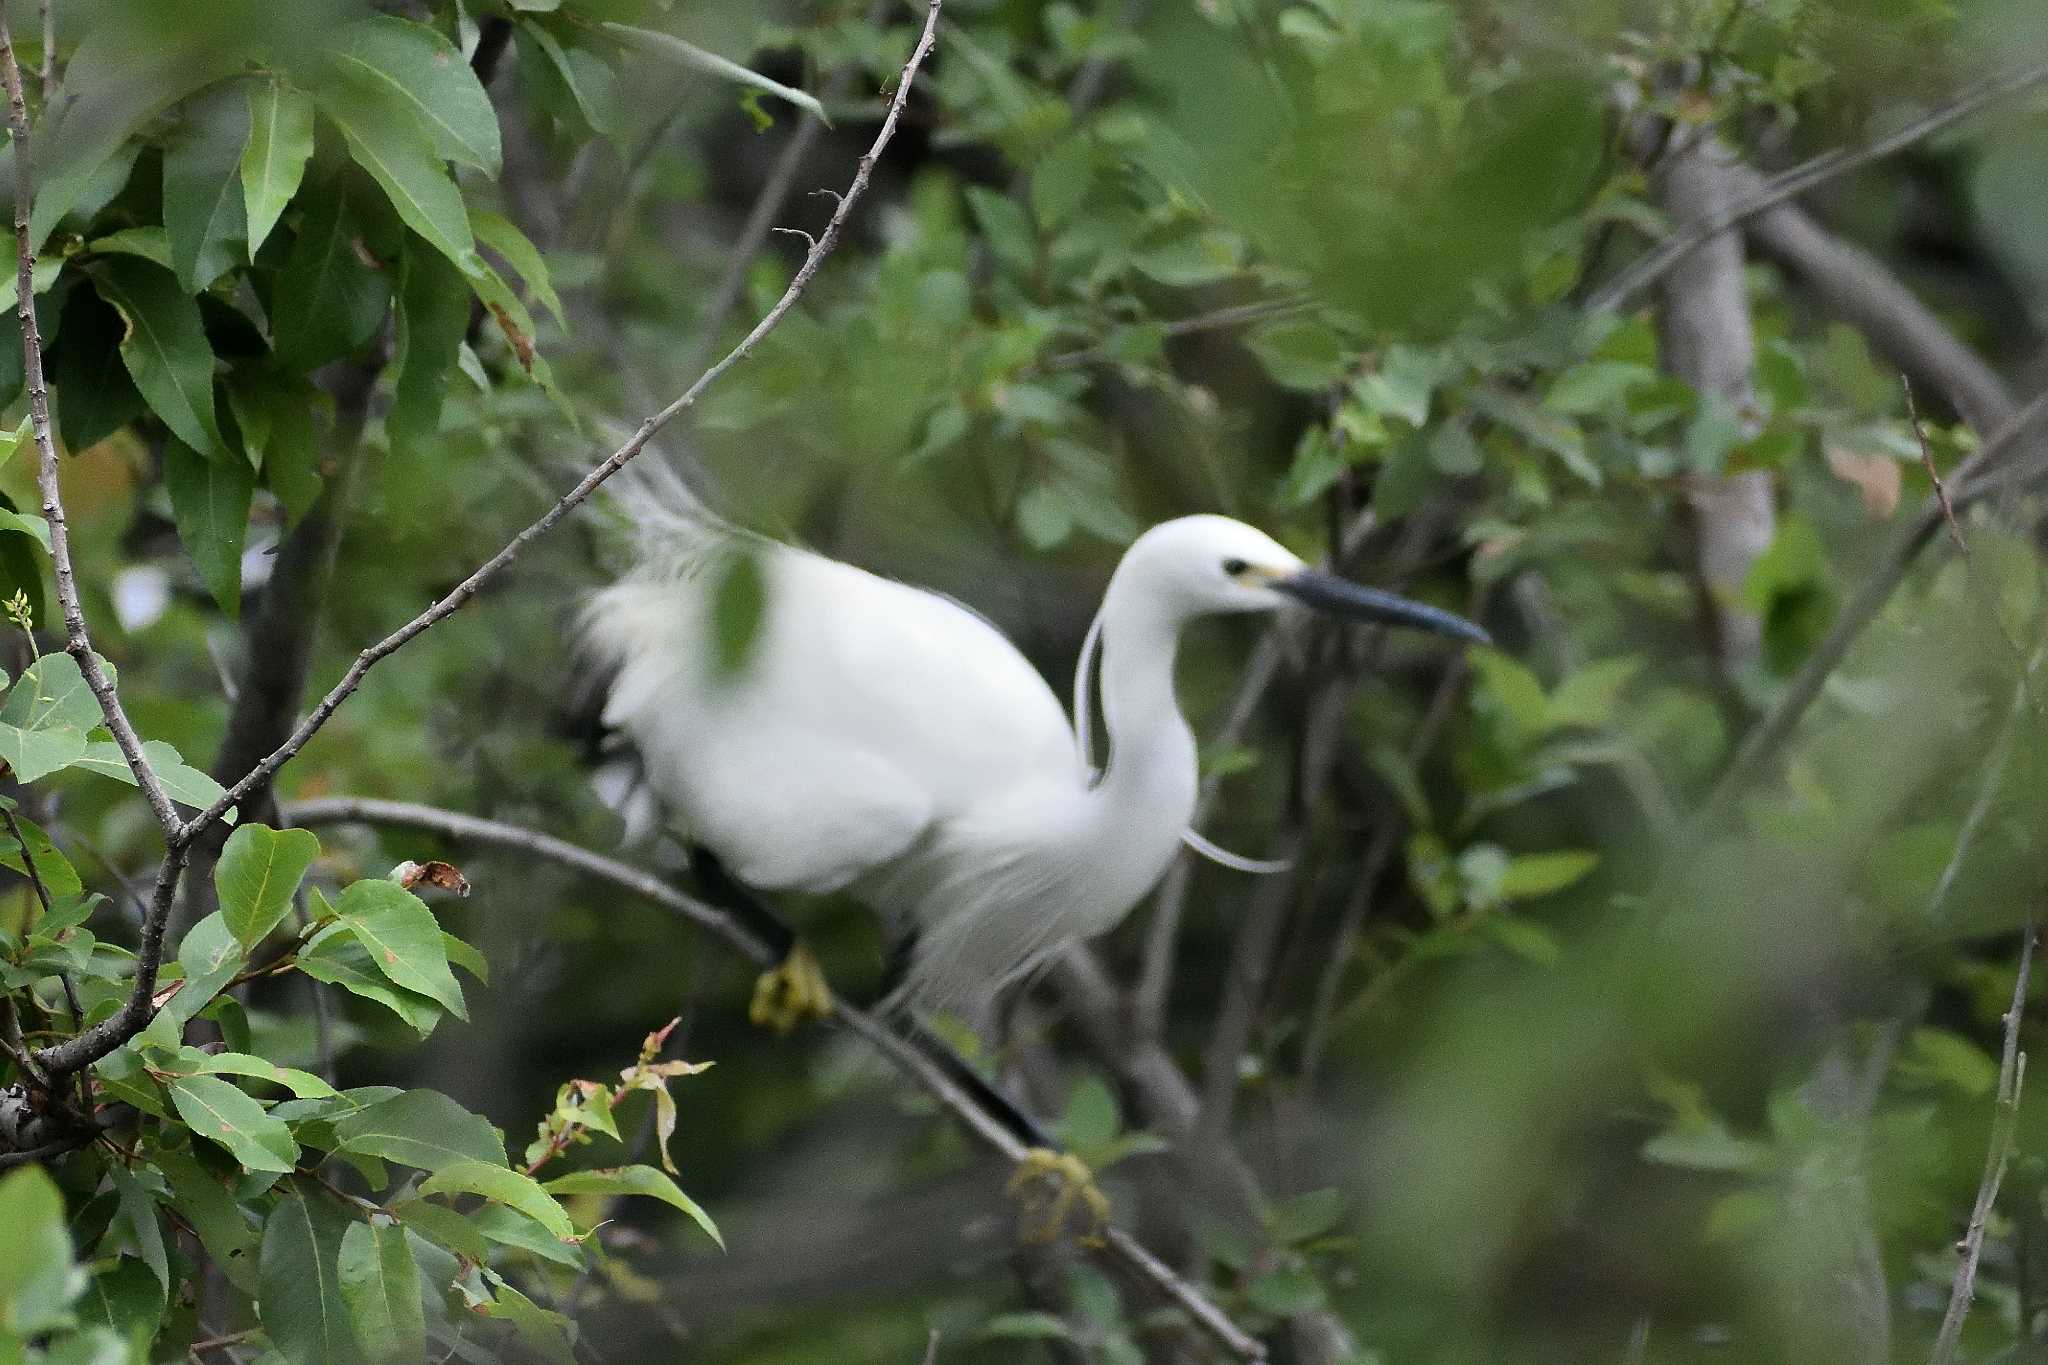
top-left (581, 484), bottom-right (1487, 1036)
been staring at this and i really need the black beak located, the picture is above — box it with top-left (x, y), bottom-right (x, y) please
top-left (1271, 571), bottom-right (1490, 645)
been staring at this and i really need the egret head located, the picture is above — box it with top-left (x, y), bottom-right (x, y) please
top-left (1118, 514), bottom-right (1489, 643)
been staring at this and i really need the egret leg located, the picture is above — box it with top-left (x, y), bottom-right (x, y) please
top-left (688, 848), bottom-right (833, 1034)
top-left (879, 941), bottom-right (1110, 1243)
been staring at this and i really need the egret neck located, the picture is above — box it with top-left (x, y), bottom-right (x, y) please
top-left (1080, 572), bottom-right (1200, 918)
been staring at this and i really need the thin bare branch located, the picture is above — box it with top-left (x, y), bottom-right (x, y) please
top-left (1930, 917), bottom-right (2034, 1365)
top-left (285, 795), bottom-right (1268, 1363)
top-left (29, 847), bottom-right (184, 1075)
top-left (0, 9), bottom-right (180, 835)
top-left (179, 0), bottom-right (947, 849)
top-left (1586, 62), bottom-right (2048, 317)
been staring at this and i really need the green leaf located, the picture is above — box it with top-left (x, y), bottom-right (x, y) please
top-left (1640, 1123), bottom-right (1772, 1174)
top-left (1544, 360), bottom-right (1655, 416)
top-left (1496, 850), bottom-right (1599, 901)
top-left (469, 208), bottom-right (563, 328)
top-left (963, 186), bottom-right (1034, 271)
top-left (339, 1220), bottom-right (426, 1365)
top-left (87, 223), bottom-right (175, 269)
top-left (389, 240), bottom-right (471, 451)
top-left (163, 911), bottom-right (248, 1032)
top-left (163, 81), bottom-right (251, 292)
top-left (1060, 1076), bottom-right (1118, 1154)
top-left (90, 256), bottom-right (222, 455)
top-left (473, 1202), bottom-right (583, 1266)
top-left (322, 17), bottom-right (501, 173)
top-left (75, 737), bottom-right (231, 812)
top-left (1244, 318), bottom-right (1349, 391)
top-left (335, 878), bottom-right (465, 1019)
top-left (169, 1073), bottom-right (299, 1173)
top-left (158, 1046), bottom-right (339, 1100)
top-left (388, 1198), bottom-right (489, 1262)
top-left (316, 75), bottom-right (479, 274)
top-left (0, 506), bottom-right (50, 553)
top-left (259, 1182), bottom-right (359, 1365)
top-left (1246, 1267), bottom-right (1327, 1316)
top-left (442, 933), bottom-right (488, 983)
top-left (108, 1164), bottom-right (168, 1290)
top-left (710, 547), bottom-right (766, 677)
top-left (979, 1311), bottom-right (1074, 1341)
top-left (298, 924), bottom-right (445, 1036)
top-left (478, 1271), bottom-right (576, 1364)
top-left (419, 1160), bottom-right (574, 1242)
top-left (1265, 1188), bottom-right (1345, 1244)
top-left (154, 1146), bottom-right (259, 1294)
top-left (164, 436), bottom-right (253, 614)
top-left (243, 76), bottom-right (317, 253)
top-left (544, 1165), bottom-right (721, 1248)
top-left (0, 650), bottom-right (103, 734)
top-left (216, 822), bottom-right (321, 949)
top-left (333, 1089), bottom-right (507, 1175)
top-left (601, 23), bottom-right (824, 123)
top-left (1546, 657), bottom-right (1642, 731)
top-left (0, 1165), bottom-right (84, 1337)
top-left (518, 24), bottom-right (623, 138)
top-left (1899, 1027), bottom-right (1999, 1098)
top-left (273, 178), bottom-right (394, 370)
top-left (227, 370), bottom-right (323, 520)
top-left (51, 283), bottom-right (147, 453)
top-left (75, 1255), bottom-right (164, 1344)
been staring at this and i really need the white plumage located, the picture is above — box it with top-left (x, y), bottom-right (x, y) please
top-left (582, 479), bottom-right (1484, 1018)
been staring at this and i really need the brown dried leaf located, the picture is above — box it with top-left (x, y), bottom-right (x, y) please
top-left (488, 302), bottom-right (535, 373)
top-left (390, 860), bottom-right (471, 897)
top-left (1824, 444), bottom-right (1902, 519)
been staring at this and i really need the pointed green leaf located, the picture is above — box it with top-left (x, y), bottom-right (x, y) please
top-left (89, 256), bottom-right (222, 455)
top-left (335, 878), bottom-right (465, 1019)
top-left (169, 1073), bottom-right (299, 1173)
top-left (75, 1255), bottom-right (164, 1343)
top-left (164, 436), bottom-right (253, 614)
top-left (388, 1198), bottom-right (488, 1262)
top-left (216, 821), bottom-right (321, 949)
top-left (332, 1089), bottom-right (506, 1174)
top-left (75, 737), bottom-right (231, 813)
top-left (298, 925), bottom-right (444, 1036)
top-left (316, 76), bottom-right (478, 273)
top-left (108, 1165), bottom-right (169, 1290)
top-left (159, 1046), bottom-right (339, 1100)
top-left (164, 911), bottom-right (248, 1032)
top-left (389, 240), bottom-right (471, 450)
top-left (544, 1165), bottom-right (721, 1248)
top-left (339, 1220), bottom-right (426, 1365)
top-left (518, 24), bottom-right (621, 138)
top-left (260, 1181), bottom-right (358, 1365)
top-left (243, 76), bottom-right (317, 253)
top-left (155, 1146), bottom-right (259, 1293)
top-left (323, 17), bottom-right (500, 173)
top-left (0, 1165), bottom-right (84, 1337)
top-left (419, 1160), bottom-right (573, 1241)
top-left (273, 178), bottom-right (392, 370)
top-left (0, 653), bottom-right (100, 781)
top-left (469, 207), bottom-right (562, 328)
top-left (164, 81), bottom-right (251, 292)
top-left (601, 23), bottom-right (822, 123)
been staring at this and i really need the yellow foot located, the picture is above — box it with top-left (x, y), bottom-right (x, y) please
top-left (748, 943), bottom-right (833, 1034)
top-left (1006, 1147), bottom-right (1110, 1247)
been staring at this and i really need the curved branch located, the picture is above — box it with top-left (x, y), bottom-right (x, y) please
top-left (285, 795), bottom-right (1269, 1363)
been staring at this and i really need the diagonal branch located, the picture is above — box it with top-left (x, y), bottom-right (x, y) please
top-left (1585, 61), bottom-right (2048, 317)
top-left (284, 795), bottom-right (1269, 1363)
top-left (177, 0), bottom-right (946, 848)
top-left (0, 9), bottom-right (179, 836)
top-left (1930, 916), bottom-right (2034, 1365)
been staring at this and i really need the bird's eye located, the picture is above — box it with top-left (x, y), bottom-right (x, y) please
top-left (1221, 557), bottom-right (1248, 577)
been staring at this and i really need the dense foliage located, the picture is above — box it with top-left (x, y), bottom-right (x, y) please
top-left (0, 0), bottom-right (2046, 1361)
